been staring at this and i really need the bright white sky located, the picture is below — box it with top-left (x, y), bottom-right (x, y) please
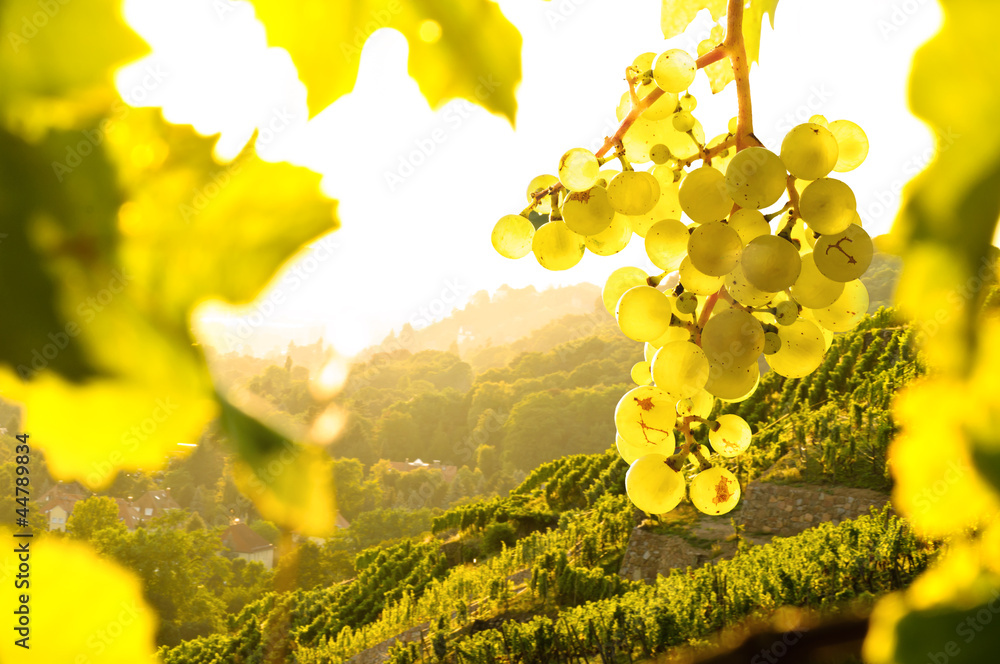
top-left (118, 0), bottom-right (942, 357)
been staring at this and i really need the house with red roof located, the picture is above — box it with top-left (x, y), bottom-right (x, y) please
top-left (221, 522), bottom-right (275, 569)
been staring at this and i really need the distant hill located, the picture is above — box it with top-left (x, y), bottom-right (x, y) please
top-left (861, 251), bottom-right (902, 313)
top-left (360, 283), bottom-right (603, 361)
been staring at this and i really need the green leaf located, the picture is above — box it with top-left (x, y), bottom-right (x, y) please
top-left (106, 108), bottom-right (338, 328)
top-left (248, 0), bottom-right (521, 123)
top-left (743, 0), bottom-right (779, 65)
top-left (661, 0), bottom-right (727, 41)
top-left (0, 109), bottom-right (337, 489)
top-left (217, 392), bottom-right (338, 536)
top-left (0, 535), bottom-right (159, 663)
top-left (865, 549), bottom-right (1000, 664)
top-left (662, 0), bottom-right (777, 92)
top-left (892, 0), bottom-right (1000, 376)
top-left (0, 0), bottom-right (148, 130)
top-left (0, 127), bottom-right (105, 381)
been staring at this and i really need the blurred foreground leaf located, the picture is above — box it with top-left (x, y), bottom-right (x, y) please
top-left (249, 0), bottom-right (521, 122)
top-left (0, 534), bottom-right (158, 663)
top-left (219, 393), bottom-right (338, 537)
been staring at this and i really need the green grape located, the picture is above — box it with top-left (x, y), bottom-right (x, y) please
top-left (526, 174), bottom-right (559, 214)
top-left (779, 122), bottom-right (839, 181)
top-left (617, 433), bottom-right (669, 466)
top-left (828, 119), bottom-right (869, 173)
top-left (789, 252), bottom-right (845, 308)
top-left (688, 221), bottom-right (742, 276)
top-left (585, 213), bottom-right (632, 256)
top-left (616, 285), bottom-right (673, 341)
top-left (632, 52), bottom-right (655, 71)
top-left (626, 454), bottom-right (686, 514)
top-left (562, 185), bottom-right (615, 236)
top-left (647, 323), bottom-right (690, 350)
top-left (728, 209), bottom-right (770, 245)
top-left (652, 340), bottom-right (709, 398)
top-left (676, 291), bottom-right (698, 314)
top-left (532, 221), bottom-right (585, 271)
top-left (491, 214), bottom-right (535, 259)
top-left (763, 331), bottom-right (781, 355)
top-left (774, 300), bottom-right (799, 325)
top-left (621, 116), bottom-right (670, 164)
top-left (679, 257), bottom-right (725, 295)
top-left (650, 144), bottom-right (671, 164)
top-left (809, 114), bottom-right (829, 127)
top-left (631, 361), bottom-right (652, 385)
top-left (558, 147), bottom-right (600, 192)
top-left (812, 279), bottom-right (869, 333)
top-left (596, 167), bottom-right (620, 188)
top-left (687, 444), bottom-right (711, 466)
top-left (784, 217), bottom-right (814, 255)
top-left (630, 181), bottom-right (682, 236)
top-left (766, 318), bottom-right (826, 378)
top-left (701, 309), bottom-right (765, 370)
top-left (673, 111), bottom-right (695, 132)
top-left (653, 49), bottom-right (696, 92)
top-left (707, 133), bottom-right (736, 174)
top-left (679, 166), bottom-right (733, 223)
top-left (627, 53), bottom-right (678, 121)
top-left (615, 385), bottom-right (677, 448)
top-left (705, 360), bottom-right (759, 402)
top-left (710, 414), bottom-right (752, 458)
top-left (642, 89), bottom-right (681, 121)
top-left (677, 389), bottom-right (715, 419)
top-left (800, 307), bottom-right (835, 349)
top-left (644, 218), bottom-right (688, 269)
top-left (799, 178), bottom-right (857, 235)
top-left (741, 235), bottom-right (802, 292)
top-left (726, 264), bottom-right (776, 308)
top-left (724, 147), bottom-right (788, 209)
top-left (616, 91), bottom-right (632, 123)
top-left (727, 117), bottom-right (739, 134)
top-left (814, 224), bottom-right (873, 282)
top-left (626, 74), bottom-right (680, 121)
top-left (689, 466), bottom-right (741, 515)
top-left (607, 171), bottom-right (661, 215)
top-left (650, 164), bottom-right (679, 188)
top-left (602, 266), bottom-right (648, 314)
top-left (679, 93), bottom-right (697, 112)
top-left (661, 114), bottom-right (705, 161)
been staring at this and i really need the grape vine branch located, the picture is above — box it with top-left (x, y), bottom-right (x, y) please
top-left (526, 0), bottom-right (759, 209)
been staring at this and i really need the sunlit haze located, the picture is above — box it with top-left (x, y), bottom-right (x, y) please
top-left (117, 0), bottom-right (942, 357)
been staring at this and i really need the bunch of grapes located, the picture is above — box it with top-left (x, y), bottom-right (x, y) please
top-left (491, 48), bottom-right (871, 517)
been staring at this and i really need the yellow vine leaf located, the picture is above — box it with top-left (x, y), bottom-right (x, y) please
top-left (661, 0), bottom-right (728, 41)
top-left (107, 109), bottom-right (339, 328)
top-left (662, 0), bottom-right (777, 93)
top-left (220, 393), bottom-right (338, 536)
top-left (0, 534), bottom-right (158, 663)
top-left (865, 542), bottom-right (1000, 664)
top-left (698, 25), bottom-right (734, 94)
top-left (743, 0), bottom-right (779, 65)
top-left (892, 0), bottom-right (1000, 376)
top-left (889, 376), bottom-right (1000, 538)
top-left (0, 109), bottom-right (337, 493)
top-left (248, 0), bottom-right (522, 123)
top-left (0, 0), bottom-right (148, 132)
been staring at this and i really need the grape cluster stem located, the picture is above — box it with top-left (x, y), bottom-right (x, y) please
top-left (526, 0), bottom-right (757, 212)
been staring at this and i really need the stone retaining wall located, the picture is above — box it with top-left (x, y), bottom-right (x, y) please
top-left (619, 482), bottom-right (890, 583)
top-left (618, 530), bottom-right (708, 583)
top-left (736, 482), bottom-right (889, 536)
